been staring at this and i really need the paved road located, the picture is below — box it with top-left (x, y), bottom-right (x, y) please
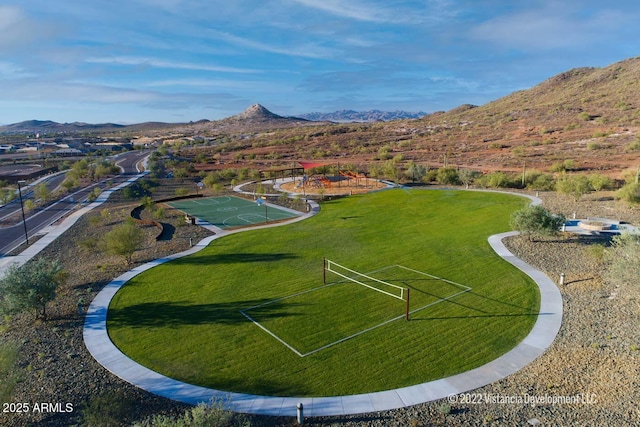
top-left (0, 150), bottom-right (149, 256)
top-left (0, 173), bottom-right (67, 222)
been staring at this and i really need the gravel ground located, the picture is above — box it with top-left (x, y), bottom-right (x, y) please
top-left (1, 189), bottom-right (639, 426)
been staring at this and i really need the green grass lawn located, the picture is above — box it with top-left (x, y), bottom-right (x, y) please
top-left (107, 189), bottom-right (540, 397)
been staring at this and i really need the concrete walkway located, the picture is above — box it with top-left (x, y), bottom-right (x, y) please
top-left (83, 189), bottom-right (563, 417)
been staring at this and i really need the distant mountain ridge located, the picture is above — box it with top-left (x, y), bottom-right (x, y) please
top-left (297, 109), bottom-right (427, 122)
top-left (0, 120), bottom-right (126, 133)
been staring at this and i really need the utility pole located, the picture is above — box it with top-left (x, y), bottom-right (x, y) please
top-left (17, 180), bottom-right (29, 245)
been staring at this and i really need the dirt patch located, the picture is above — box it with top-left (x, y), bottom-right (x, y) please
top-left (279, 176), bottom-right (388, 195)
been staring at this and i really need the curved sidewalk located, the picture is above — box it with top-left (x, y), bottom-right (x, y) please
top-left (83, 192), bottom-right (562, 418)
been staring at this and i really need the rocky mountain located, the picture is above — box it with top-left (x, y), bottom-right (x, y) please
top-left (297, 109), bottom-right (427, 122)
top-left (232, 104), bottom-right (286, 121)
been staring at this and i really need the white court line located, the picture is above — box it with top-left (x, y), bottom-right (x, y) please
top-left (242, 265), bottom-right (471, 357)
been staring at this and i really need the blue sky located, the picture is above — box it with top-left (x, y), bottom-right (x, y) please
top-left (1, 1), bottom-right (638, 124)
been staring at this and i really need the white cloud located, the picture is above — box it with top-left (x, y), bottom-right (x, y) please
top-left (289, 0), bottom-right (390, 22)
top-left (0, 61), bottom-right (29, 78)
top-left (85, 56), bottom-right (261, 74)
top-left (210, 30), bottom-right (339, 60)
top-left (288, 0), bottom-right (458, 24)
top-left (470, 6), bottom-right (632, 51)
top-left (0, 5), bottom-right (63, 52)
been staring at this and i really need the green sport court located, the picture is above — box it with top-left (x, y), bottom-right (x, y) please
top-left (167, 195), bottom-right (300, 229)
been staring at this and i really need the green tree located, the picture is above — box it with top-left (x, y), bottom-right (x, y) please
top-left (556, 174), bottom-right (590, 201)
top-left (383, 160), bottom-right (401, 183)
top-left (0, 258), bottom-right (65, 319)
top-left (71, 159), bottom-right (90, 179)
top-left (458, 169), bottom-right (480, 189)
top-left (34, 182), bottom-right (51, 201)
top-left (405, 161), bottom-right (426, 183)
top-left (105, 220), bottom-right (144, 265)
top-left (510, 205), bottom-right (565, 241)
top-left (0, 187), bottom-right (16, 204)
top-left (587, 173), bottom-right (614, 192)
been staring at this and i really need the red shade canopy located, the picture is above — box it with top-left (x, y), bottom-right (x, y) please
top-left (298, 161), bottom-right (331, 170)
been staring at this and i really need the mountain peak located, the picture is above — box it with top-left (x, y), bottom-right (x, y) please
top-left (234, 104), bottom-right (282, 120)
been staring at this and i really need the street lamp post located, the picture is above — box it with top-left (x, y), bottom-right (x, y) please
top-left (17, 180), bottom-right (29, 245)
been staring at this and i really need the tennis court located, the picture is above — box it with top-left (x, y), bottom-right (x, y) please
top-left (167, 195), bottom-right (301, 229)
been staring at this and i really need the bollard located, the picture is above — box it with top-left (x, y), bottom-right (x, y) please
top-left (189, 238), bottom-right (193, 247)
top-left (560, 273), bottom-right (565, 286)
top-left (297, 402), bottom-right (304, 425)
top-left (573, 212), bottom-right (576, 219)
top-left (562, 224), bottom-right (566, 232)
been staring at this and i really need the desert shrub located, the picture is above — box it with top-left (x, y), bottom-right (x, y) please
top-left (81, 391), bottom-right (133, 427)
top-left (435, 168), bottom-right (459, 185)
top-left (87, 187), bottom-right (102, 202)
top-left (175, 188), bottom-right (190, 197)
top-left (105, 220), bottom-right (143, 265)
top-left (476, 171), bottom-right (520, 189)
top-left (625, 139), bottom-right (640, 152)
top-left (586, 244), bottom-right (606, 264)
top-left (578, 112), bottom-right (592, 121)
top-left (587, 174), bottom-right (615, 191)
top-left (510, 205), bottom-right (565, 241)
top-left (152, 207), bottom-right (166, 220)
top-left (615, 182), bottom-right (640, 205)
top-left (525, 172), bottom-right (556, 191)
top-left (0, 340), bottom-right (21, 403)
top-left (375, 145), bottom-right (393, 161)
top-left (563, 159), bottom-right (577, 170)
top-left (603, 233), bottom-right (640, 301)
top-left (423, 169), bottom-right (438, 183)
top-left (135, 401), bottom-right (249, 427)
top-left (512, 146), bottom-right (526, 157)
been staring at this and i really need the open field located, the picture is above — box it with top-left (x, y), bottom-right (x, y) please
top-left (107, 189), bottom-right (539, 397)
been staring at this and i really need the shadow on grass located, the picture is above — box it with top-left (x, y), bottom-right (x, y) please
top-left (209, 377), bottom-right (313, 397)
top-left (409, 312), bottom-right (541, 321)
top-left (108, 299), bottom-right (304, 328)
top-left (172, 252), bottom-right (299, 266)
top-left (388, 274), bottom-right (534, 313)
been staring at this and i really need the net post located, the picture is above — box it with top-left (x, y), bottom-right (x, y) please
top-left (323, 257), bottom-right (326, 284)
top-left (405, 288), bottom-right (410, 321)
